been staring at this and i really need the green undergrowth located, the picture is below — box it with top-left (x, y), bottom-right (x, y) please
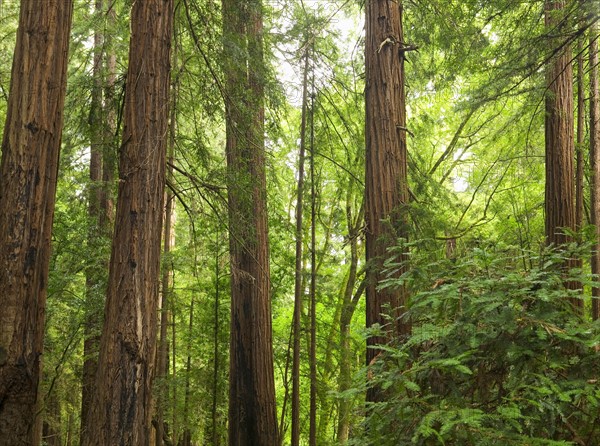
top-left (351, 240), bottom-right (600, 445)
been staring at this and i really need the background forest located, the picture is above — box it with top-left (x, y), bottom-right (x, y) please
top-left (0, 0), bottom-right (599, 445)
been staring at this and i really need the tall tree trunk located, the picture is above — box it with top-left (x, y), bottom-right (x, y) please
top-left (81, 0), bottom-right (116, 438)
top-left (0, 1), bottom-right (73, 444)
top-left (575, 10), bottom-right (585, 236)
top-left (364, 0), bottom-right (410, 403)
top-left (222, 0), bottom-right (278, 444)
top-left (291, 47), bottom-right (311, 446)
top-left (210, 229), bottom-right (223, 446)
top-left (156, 31), bottom-right (178, 444)
top-left (83, 0), bottom-right (174, 444)
top-left (544, 1), bottom-right (576, 248)
top-left (308, 70), bottom-right (317, 446)
top-left (590, 22), bottom-right (600, 320)
top-left (337, 203), bottom-right (364, 443)
top-left (180, 290), bottom-right (195, 446)
top-left (156, 128), bottom-right (175, 446)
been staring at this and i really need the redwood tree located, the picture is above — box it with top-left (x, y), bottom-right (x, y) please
top-left (544, 0), bottom-right (576, 248)
top-left (364, 0), bottom-right (411, 402)
top-left (222, 0), bottom-right (278, 444)
top-left (82, 0), bottom-right (174, 444)
top-left (0, 1), bottom-right (73, 444)
top-left (81, 0), bottom-right (116, 438)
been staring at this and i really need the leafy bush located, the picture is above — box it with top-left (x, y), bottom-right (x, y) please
top-left (352, 242), bottom-right (600, 446)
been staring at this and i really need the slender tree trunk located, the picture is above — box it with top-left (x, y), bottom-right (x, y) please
top-left (66, 413), bottom-right (74, 446)
top-left (222, 0), bottom-right (278, 444)
top-left (156, 32), bottom-right (178, 443)
top-left (42, 391), bottom-right (61, 446)
top-left (171, 295), bottom-right (179, 443)
top-left (590, 23), bottom-right (600, 320)
top-left (365, 0), bottom-right (410, 403)
top-left (544, 0), bottom-right (576, 248)
top-left (211, 229), bottom-right (223, 446)
top-left (337, 204), bottom-right (364, 443)
top-left (291, 47), bottom-right (311, 446)
top-left (156, 124), bottom-right (175, 446)
top-left (308, 71), bottom-right (317, 446)
top-left (575, 12), bottom-right (585, 235)
top-left (180, 283), bottom-right (195, 446)
top-left (0, 1), bottom-right (73, 444)
top-left (83, 1), bottom-right (174, 444)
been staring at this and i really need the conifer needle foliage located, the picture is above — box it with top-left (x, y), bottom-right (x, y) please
top-left (353, 240), bottom-right (600, 446)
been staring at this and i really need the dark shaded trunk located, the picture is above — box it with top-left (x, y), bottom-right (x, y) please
top-left (364, 0), bottom-right (410, 403)
top-left (222, 0), bottom-right (278, 444)
top-left (0, 1), bottom-right (73, 444)
top-left (83, 0), bottom-right (174, 444)
top-left (590, 23), bottom-right (600, 320)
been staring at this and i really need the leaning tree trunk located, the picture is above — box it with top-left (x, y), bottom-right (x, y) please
top-left (590, 22), bottom-right (600, 320)
top-left (82, 0), bottom-right (174, 444)
top-left (222, 0), bottom-right (278, 444)
top-left (0, 1), bottom-right (73, 444)
top-left (365, 0), bottom-right (411, 403)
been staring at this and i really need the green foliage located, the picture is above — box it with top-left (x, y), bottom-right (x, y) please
top-left (352, 242), bottom-right (600, 445)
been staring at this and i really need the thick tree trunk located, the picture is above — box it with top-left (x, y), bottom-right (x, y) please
top-left (590, 23), bottom-right (600, 320)
top-left (544, 0), bottom-right (576, 248)
top-left (0, 1), bottom-right (73, 444)
top-left (83, 0), bottom-right (173, 444)
top-left (544, 1), bottom-right (579, 308)
top-left (365, 0), bottom-right (410, 402)
top-left (222, 0), bottom-right (278, 444)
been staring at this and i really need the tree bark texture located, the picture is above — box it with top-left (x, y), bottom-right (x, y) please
top-left (590, 23), bottom-right (600, 320)
top-left (544, 0), bottom-right (576, 248)
top-left (83, 0), bottom-right (173, 444)
top-left (81, 0), bottom-right (116, 439)
top-left (365, 0), bottom-right (410, 402)
top-left (0, 1), bottom-right (73, 444)
top-left (222, 0), bottom-right (278, 444)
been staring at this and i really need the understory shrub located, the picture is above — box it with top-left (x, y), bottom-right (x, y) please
top-left (352, 241), bottom-right (600, 445)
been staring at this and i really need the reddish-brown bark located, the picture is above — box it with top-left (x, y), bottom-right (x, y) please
top-left (222, 0), bottom-right (278, 444)
top-left (0, 1), bottom-right (73, 444)
top-left (365, 0), bottom-right (410, 402)
top-left (82, 0), bottom-right (174, 444)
